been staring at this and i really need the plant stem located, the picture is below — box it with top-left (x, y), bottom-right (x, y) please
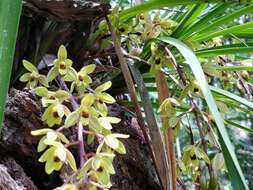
top-left (185, 114), bottom-right (195, 145)
top-left (78, 121), bottom-right (85, 166)
top-left (56, 76), bottom-right (88, 189)
top-left (57, 77), bottom-right (85, 164)
top-left (155, 71), bottom-right (177, 190)
top-left (65, 141), bottom-right (79, 148)
top-left (57, 76), bottom-right (79, 109)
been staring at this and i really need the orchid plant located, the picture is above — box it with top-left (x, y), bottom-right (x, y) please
top-left (20, 45), bottom-right (129, 190)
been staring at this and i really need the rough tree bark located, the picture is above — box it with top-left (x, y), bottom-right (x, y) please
top-left (22, 0), bottom-right (109, 22)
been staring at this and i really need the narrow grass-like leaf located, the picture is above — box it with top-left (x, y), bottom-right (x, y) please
top-left (196, 44), bottom-right (253, 57)
top-left (210, 86), bottom-right (253, 110)
top-left (225, 120), bottom-right (253, 134)
top-left (197, 42), bottom-right (253, 49)
top-left (180, 3), bottom-right (230, 39)
top-left (232, 32), bottom-right (253, 39)
top-left (0, 0), bottom-right (22, 130)
top-left (119, 0), bottom-right (222, 21)
top-left (159, 36), bottom-right (249, 190)
top-left (215, 66), bottom-right (253, 72)
top-left (195, 21), bottom-right (253, 41)
top-left (172, 4), bottom-right (207, 38)
top-left (128, 63), bottom-right (172, 190)
top-left (196, 4), bottom-right (253, 36)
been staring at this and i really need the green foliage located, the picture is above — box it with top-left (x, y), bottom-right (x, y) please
top-left (0, 0), bottom-right (22, 131)
top-left (20, 46), bottom-right (129, 189)
top-left (102, 1), bottom-right (253, 189)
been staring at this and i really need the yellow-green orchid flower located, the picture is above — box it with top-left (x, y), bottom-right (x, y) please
top-left (93, 81), bottom-right (116, 116)
top-left (78, 153), bottom-right (115, 188)
top-left (47, 45), bottom-right (77, 82)
top-left (182, 145), bottom-right (210, 171)
top-left (147, 42), bottom-right (170, 74)
top-left (98, 117), bottom-right (121, 130)
top-left (31, 128), bottom-right (69, 152)
top-left (35, 87), bottom-right (71, 107)
top-left (42, 103), bottom-right (69, 127)
top-left (39, 141), bottom-right (77, 174)
top-left (20, 60), bottom-right (48, 89)
top-left (31, 129), bottom-right (77, 175)
top-left (64, 94), bottom-right (101, 133)
top-left (71, 64), bottom-right (96, 94)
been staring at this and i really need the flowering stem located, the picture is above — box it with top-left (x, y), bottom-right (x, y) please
top-left (78, 121), bottom-right (85, 166)
top-left (56, 76), bottom-right (88, 189)
top-left (57, 77), bottom-right (86, 164)
top-left (86, 152), bottom-right (96, 158)
top-left (56, 76), bottom-right (79, 109)
top-left (83, 129), bottom-right (104, 139)
top-left (65, 141), bottom-right (79, 148)
top-left (56, 125), bottom-right (65, 132)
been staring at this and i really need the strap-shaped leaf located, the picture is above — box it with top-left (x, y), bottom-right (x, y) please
top-left (180, 3), bottom-right (230, 39)
top-left (172, 4), bottom-right (208, 38)
top-left (119, 0), bottom-right (225, 21)
top-left (0, 0), bottom-right (22, 131)
top-left (225, 120), bottom-right (253, 134)
top-left (128, 63), bottom-right (172, 190)
top-left (196, 43), bottom-right (253, 57)
top-left (196, 4), bottom-right (253, 36)
top-left (210, 86), bottom-right (253, 110)
top-left (195, 21), bottom-right (253, 41)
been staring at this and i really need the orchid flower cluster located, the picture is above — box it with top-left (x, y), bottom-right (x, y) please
top-left (20, 45), bottom-right (129, 190)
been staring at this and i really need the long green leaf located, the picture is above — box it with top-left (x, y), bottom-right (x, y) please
top-left (215, 65), bottom-right (253, 72)
top-left (196, 43), bottom-right (253, 56)
top-left (180, 3), bottom-right (230, 39)
top-left (196, 4), bottom-right (253, 36)
top-left (128, 62), bottom-right (172, 190)
top-left (197, 42), bottom-right (253, 50)
top-left (210, 86), bottom-right (253, 110)
top-left (172, 4), bottom-right (208, 38)
top-left (119, 0), bottom-right (223, 21)
top-left (195, 21), bottom-right (253, 41)
top-left (197, 47), bottom-right (253, 56)
top-left (225, 120), bottom-right (253, 134)
top-left (232, 32), bottom-right (253, 39)
top-left (0, 0), bottom-right (22, 130)
top-left (159, 36), bottom-right (249, 190)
